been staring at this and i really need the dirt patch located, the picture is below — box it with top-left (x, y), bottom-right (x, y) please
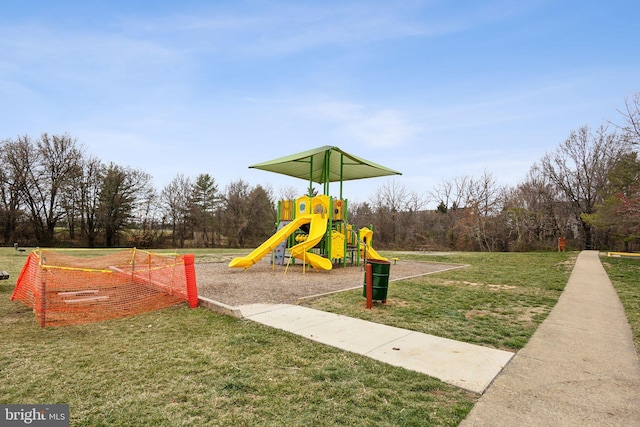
top-left (515, 306), bottom-right (549, 324)
top-left (442, 280), bottom-right (516, 290)
top-left (196, 255), bottom-right (464, 306)
top-left (462, 306), bottom-right (549, 325)
top-left (464, 309), bottom-right (492, 320)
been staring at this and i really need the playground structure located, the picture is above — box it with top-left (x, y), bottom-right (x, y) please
top-left (229, 146), bottom-right (401, 271)
top-left (11, 248), bottom-right (198, 327)
top-left (229, 194), bottom-right (385, 270)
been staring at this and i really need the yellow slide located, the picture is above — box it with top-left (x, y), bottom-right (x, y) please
top-left (289, 214), bottom-right (333, 271)
top-left (228, 214), bottom-right (332, 270)
top-left (358, 228), bottom-right (388, 261)
top-left (229, 215), bottom-right (313, 269)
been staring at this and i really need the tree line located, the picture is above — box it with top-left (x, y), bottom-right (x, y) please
top-left (353, 93), bottom-right (640, 251)
top-left (1, 92), bottom-right (639, 251)
top-left (0, 133), bottom-right (277, 248)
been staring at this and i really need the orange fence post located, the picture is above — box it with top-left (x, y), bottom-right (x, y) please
top-left (183, 254), bottom-right (199, 308)
top-left (11, 252), bottom-right (34, 301)
top-left (38, 255), bottom-right (47, 327)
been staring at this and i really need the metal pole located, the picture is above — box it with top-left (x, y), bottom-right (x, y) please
top-left (309, 156), bottom-right (314, 197)
top-left (340, 153), bottom-right (344, 199)
top-left (324, 150), bottom-right (331, 195)
top-left (366, 262), bottom-right (373, 309)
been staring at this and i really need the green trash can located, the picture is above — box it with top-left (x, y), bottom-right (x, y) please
top-left (363, 259), bottom-right (391, 301)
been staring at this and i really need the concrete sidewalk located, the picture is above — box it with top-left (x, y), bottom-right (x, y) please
top-left (461, 251), bottom-right (640, 426)
top-left (239, 303), bottom-right (514, 394)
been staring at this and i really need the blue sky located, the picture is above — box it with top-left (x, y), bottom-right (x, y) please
top-left (2, 0), bottom-right (639, 206)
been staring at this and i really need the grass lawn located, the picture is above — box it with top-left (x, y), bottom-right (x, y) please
top-left (305, 252), bottom-right (577, 351)
top-left (1, 247), bottom-right (474, 426)
top-left (601, 255), bottom-right (640, 350)
top-left (8, 248), bottom-right (626, 426)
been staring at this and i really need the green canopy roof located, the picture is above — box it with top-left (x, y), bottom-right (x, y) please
top-left (249, 146), bottom-right (401, 196)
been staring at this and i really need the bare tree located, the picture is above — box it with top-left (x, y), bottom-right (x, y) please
top-left (430, 175), bottom-right (482, 250)
top-left (370, 180), bottom-right (404, 246)
top-left (161, 174), bottom-right (193, 248)
top-left (431, 175), bottom-right (473, 211)
top-left (222, 179), bottom-right (252, 247)
top-left (467, 170), bottom-right (503, 217)
top-left (464, 170), bottom-right (507, 251)
top-left (130, 180), bottom-right (159, 248)
top-left (0, 138), bottom-right (28, 244)
top-left (540, 125), bottom-right (630, 249)
top-left (220, 180), bottom-right (276, 247)
top-left (99, 163), bottom-right (153, 247)
top-left (503, 166), bottom-right (562, 250)
top-left (7, 134), bottom-right (83, 245)
top-left (435, 171), bottom-right (507, 251)
top-left (369, 179), bottom-right (427, 247)
top-left (277, 185), bottom-right (300, 202)
top-left (348, 200), bottom-right (374, 229)
top-left (3, 136), bottom-right (41, 243)
top-left (617, 92), bottom-right (640, 145)
top-left (77, 156), bottom-right (105, 247)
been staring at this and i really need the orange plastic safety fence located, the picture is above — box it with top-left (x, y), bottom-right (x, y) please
top-left (11, 249), bottom-right (198, 327)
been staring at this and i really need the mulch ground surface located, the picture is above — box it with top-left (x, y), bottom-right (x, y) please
top-left (196, 255), bottom-right (463, 307)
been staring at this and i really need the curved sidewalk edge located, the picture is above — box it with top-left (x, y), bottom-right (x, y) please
top-left (238, 303), bottom-right (514, 394)
top-left (460, 250), bottom-right (640, 426)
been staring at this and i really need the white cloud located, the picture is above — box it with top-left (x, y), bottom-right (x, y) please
top-left (111, 1), bottom-right (469, 59)
top-left (296, 100), bottom-right (419, 148)
top-left (344, 109), bottom-right (419, 147)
